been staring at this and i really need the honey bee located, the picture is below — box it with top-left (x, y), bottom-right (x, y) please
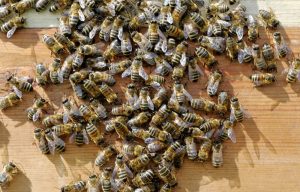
top-left (113, 154), bottom-right (133, 182)
top-left (35, 63), bottom-right (49, 86)
top-left (145, 74), bottom-right (165, 89)
top-left (79, 104), bottom-right (98, 123)
top-left (237, 40), bottom-right (253, 64)
top-left (172, 4), bottom-right (187, 26)
top-left (134, 87), bottom-right (154, 111)
top-left (190, 97), bottom-right (217, 114)
top-left (89, 99), bottom-right (107, 119)
top-left (207, 70), bottom-right (222, 96)
top-left (182, 112), bottom-right (205, 127)
top-left (184, 136), bottom-right (197, 160)
top-left (86, 57), bottom-right (108, 71)
top-left (160, 183), bottom-right (172, 192)
top-left (71, 31), bottom-right (92, 45)
top-left (220, 119), bottom-right (236, 143)
top-left (215, 91), bottom-right (229, 116)
top-left (81, 17), bottom-right (98, 37)
top-left (262, 43), bottom-right (277, 71)
top-left (42, 34), bottom-right (65, 56)
top-left (82, 6), bottom-right (96, 21)
top-left (158, 164), bottom-right (177, 187)
top-left (258, 9), bottom-right (279, 29)
top-left (198, 36), bottom-right (226, 54)
top-left (83, 79), bottom-right (102, 98)
top-left (189, 12), bottom-right (206, 29)
top-left (225, 37), bottom-right (238, 61)
top-left (128, 112), bottom-right (151, 127)
top-left (252, 44), bottom-right (267, 71)
top-left (108, 59), bottom-right (131, 75)
top-left (61, 180), bottom-right (86, 192)
top-left (148, 126), bottom-right (172, 143)
top-left (161, 24), bottom-right (184, 40)
top-left (195, 46), bottom-right (218, 68)
top-left (6, 73), bottom-right (33, 93)
top-left (159, 5), bottom-right (173, 26)
top-left (72, 51), bottom-right (84, 69)
top-left (104, 116), bottom-right (127, 132)
top-left (54, 32), bottom-right (76, 53)
top-left (103, 39), bottom-right (122, 61)
top-left (163, 141), bottom-right (182, 162)
top-left (123, 83), bottom-right (138, 107)
top-left (27, 97), bottom-right (47, 121)
top-left (120, 31), bottom-right (133, 56)
top-left (154, 57), bottom-right (173, 77)
top-left (87, 174), bottom-right (100, 192)
top-left (99, 16), bottom-right (113, 42)
top-left (95, 145), bottom-right (117, 167)
top-left (110, 15), bottom-right (124, 41)
top-left (0, 162), bottom-right (19, 187)
top-left (247, 15), bottom-right (259, 42)
top-left (122, 143), bottom-right (146, 157)
top-left (173, 145), bottom-right (186, 169)
top-left (131, 128), bottom-right (151, 142)
top-left (89, 71), bottom-right (115, 86)
top-left (58, 14), bottom-right (72, 36)
top-left (35, 0), bottom-right (50, 12)
top-left (44, 128), bottom-right (65, 153)
top-left (69, 70), bottom-right (89, 84)
top-left (207, 1), bottom-right (229, 14)
top-left (111, 104), bottom-right (134, 117)
top-left (0, 4), bottom-right (11, 19)
top-left (49, 0), bottom-right (71, 12)
top-left (150, 104), bottom-right (171, 126)
top-left (161, 121), bottom-right (181, 140)
top-left (171, 81), bottom-right (192, 105)
top-left (132, 169), bottom-right (154, 188)
top-left (230, 96), bottom-right (249, 123)
top-left (183, 23), bottom-right (200, 41)
top-left (147, 20), bottom-right (160, 46)
top-left (131, 31), bottom-right (152, 51)
top-left (42, 113), bottom-right (64, 127)
top-left (129, 154), bottom-right (153, 173)
top-left (249, 73), bottom-right (276, 87)
top-left (86, 122), bottom-right (105, 145)
top-left (78, 43), bottom-right (105, 56)
top-left (69, 124), bottom-right (89, 146)
top-left (51, 123), bottom-right (76, 137)
top-left (171, 41), bottom-right (188, 66)
top-left (212, 142), bottom-right (223, 167)
top-left (139, 0), bottom-right (160, 17)
top-left (199, 118), bottom-right (221, 133)
top-left (33, 128), bottom-right (50, 154)
top-left (168, 96), bottom-right (188, 114)
top-left (62, 96), bottom-right (83, 123)
top-left (12, 0), bottom-right (35, 14)
top-left (146, 138), bottom-right (167, 153)
top-left (286, 58), bottom-right (300, 83)
top-left (188, 58), bottom-right (203, 82)
top-left (100, 83), bottom-right (118, 104)
top-left (113, 121), bottom-right (132, 141)
top-left (129, 11), bottom-right (147, 30)
top-left (273, 32), bottom-right (290, 59)
top-left (1, 16), bottom-right (26, 38)
top-left (152, 88), bottom-right (168, 109)
top-left (69, 2), bottom-right (85, 27)
top-left (198, 138), bottom-right (212, 162)
top-left (49, 58), bottom-right (63, 84)
top-left (122, 57), bottom-right (148, 81)
top-left (99, 167), bottom-right (113, 192)
top-left (0, 92), bottom-right (21, 110)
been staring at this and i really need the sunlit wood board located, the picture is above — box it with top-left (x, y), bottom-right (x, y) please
top-left (0, 26), bottom-right (300, 192)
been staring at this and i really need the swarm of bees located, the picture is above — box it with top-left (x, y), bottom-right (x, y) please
top-left (0, 0), bottom-right (297, 191)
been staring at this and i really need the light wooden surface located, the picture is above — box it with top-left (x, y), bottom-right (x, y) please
top-left (0, 27), bottom-right (300, 192)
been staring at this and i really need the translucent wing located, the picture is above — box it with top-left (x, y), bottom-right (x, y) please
top-left (78, 9), bottom-right (85, 21)
top-left (103, 32), bottom-right (110, 42)
top-left (33, 110), bottom-right (41, 122)
top-left (180, 52), bottom-right (187, 67)
top-left (161, 39), bottom-right (168, 53)
top-left (69, 132), bottom-right (75, 144)
top-left (149, 81), bottom-right (161, 90)
top-left (12, 86), bottom-right (22, 98)
top-left (138, 66), bottom-right (148, 80)
top-left (78, 0), bottom-right (85, 9)
top-left (238, 50), bottom-right (245, 64)
top-left (125, 164), bottom-right (133, 178)
top-left (227, 128), bottom-right (236, 143)
top-left (107, 3), bottom-right (116, 16)
top-left (164, 0), bottom-right (170, 6)
top-left (183, 23), bottom-right (193, 39)
top-left (183, 88), bottom-right (193, 101)
top-left (147, 95), bottom-right (154, 110)
top-left (121, 67), bottom-right (131, 78)
top-left (117, 27), bottom-right (123, 41)
top-left (58, 71), bottom-right (64, 83)
top-left (167, 12), bottom-right (173, 24)
top-left (216, 19), bottom-right (231, 28)
top-left (89, 26), bottom-right (99, 39)
top-left (112, 164), bottom-right (118, 179)
top-left (236, 26), bottom-right (244, 41)
top-left (207, 25), bottom-right (213, 37)
top-left (82, 129), bottom-right (89, 144)
top-left (210, 37), bottom-right (225, 53)
top-left (7, 26), bottom-right (17, 39)
top-left (63, 113), bottom-right (69, 124)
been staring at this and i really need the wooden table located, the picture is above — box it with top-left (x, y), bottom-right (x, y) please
top-left (0, 26), bottom-right (300, 192)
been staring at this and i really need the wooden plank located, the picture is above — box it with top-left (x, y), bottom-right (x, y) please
top-left (0, 27), bottom-right (300, 192)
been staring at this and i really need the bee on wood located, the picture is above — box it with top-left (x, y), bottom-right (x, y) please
top-left (258, 8), bottom-right (279, 29)
top-left (95, 145), bottom-right (117, 167)
top-left (35, 0), bottom-right (50, 12)
top-left (0, 92), bottom-right (22, 110)
top-left (1, 16), bottom-right (26, 38)
top-left (33, 128), bottom-right (50, 154)
top-left (42, 34), bottom-right (65, 56)
top-left (134, 87), bottom-right (154, 111)
top-left (44, 128), bottom-right (65, 153)
top-left (26, 97), bottom-right (47, 121)
top-left (285, 58), bottom-right (300, 83)
top-left (12, 0), bottom-right (35, 14)
top-left (195, 46), bottom-right (218, 68)
top-left (207, 70), bottom-right (222, 96)
top-left (35, 63), bottom-right (49, 86)
top-left (249, 73), bottom-right (276, 87)
top-left (273, 32), bottom-right (290, 59)
top-left (252, 44), bottom-right (267, 71)
top-left (0, 162), bottom-right (19, 187)
top-left (171, 81), bottom-right (192, 105)
top-left (60, 180), bottom-right (86, 192)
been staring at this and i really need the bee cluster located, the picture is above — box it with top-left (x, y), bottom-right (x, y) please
top-left (0, 0), bottom-right (299, 191)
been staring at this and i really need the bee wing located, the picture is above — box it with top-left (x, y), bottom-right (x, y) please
top-left (78, 9), bottom-right (85, 21)
top-left (107, 3), bottom-right (116, 16)
top-left (112, 164), bottom-right (118, 179)
top-left (238, 50), bottom-right (245, 64)
top-left (121, 67), bottom-right (131, 78)
top-left (210, 37), bottom-right (226, 53)
top-left (149, 81), bottom-right (161, 90)
top-left (7, 26), bottom-right (17, 39)
top-left (58, 71), bottom-right (64, 83)
top-left (69, 132), bottom-right (76, 144)
top-left (145, 137), bottom-right (156, 144)
top-left (138, 66), bottom-right (148, 80)
top-left (164, 0), bottom-right (170, 6)
top-left (236, 26), bottom-right (244, 41)
top-left (180, 52), bottom-right (187, 67)
top-left (227, 128), bottom-right (236, 143)
top-left (117, 27), bottom-right (124, 41)
top-left (82, 129), bottom-right (89, 144)
top-left (133, 98), bottom-right (141, 110)
top-left (230, 109), bottom-right (236, 123)
top-left (33, 110), bottom-right (41, 122)
top-left (207, 25), bottom-right (213, 37)
top-left (183, 23), bottom-right (193, 39)
top-left (216, 19), bottom-right (231, 28)
top-left (242, 107), bottom-right (252, 118)
top-left (147, 95), bottom-right (154, 110)
top-left (63, 112), bottom-right (69, 124)
top-left (183, 88), bottom-right (193, 101)
top-left (161, 39), bottom-right (168, 53)
top-left (78, 0), bottom-right (85, 9)
top-left (167, 12), bottom-right (173, 24)
top-left (12, 86), bottom-right (23, 99)
top-left (89, 26), bottom-right (100, 39)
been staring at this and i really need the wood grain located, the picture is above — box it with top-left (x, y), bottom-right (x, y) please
top-left (0, 28), bottom-right (300, 192)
